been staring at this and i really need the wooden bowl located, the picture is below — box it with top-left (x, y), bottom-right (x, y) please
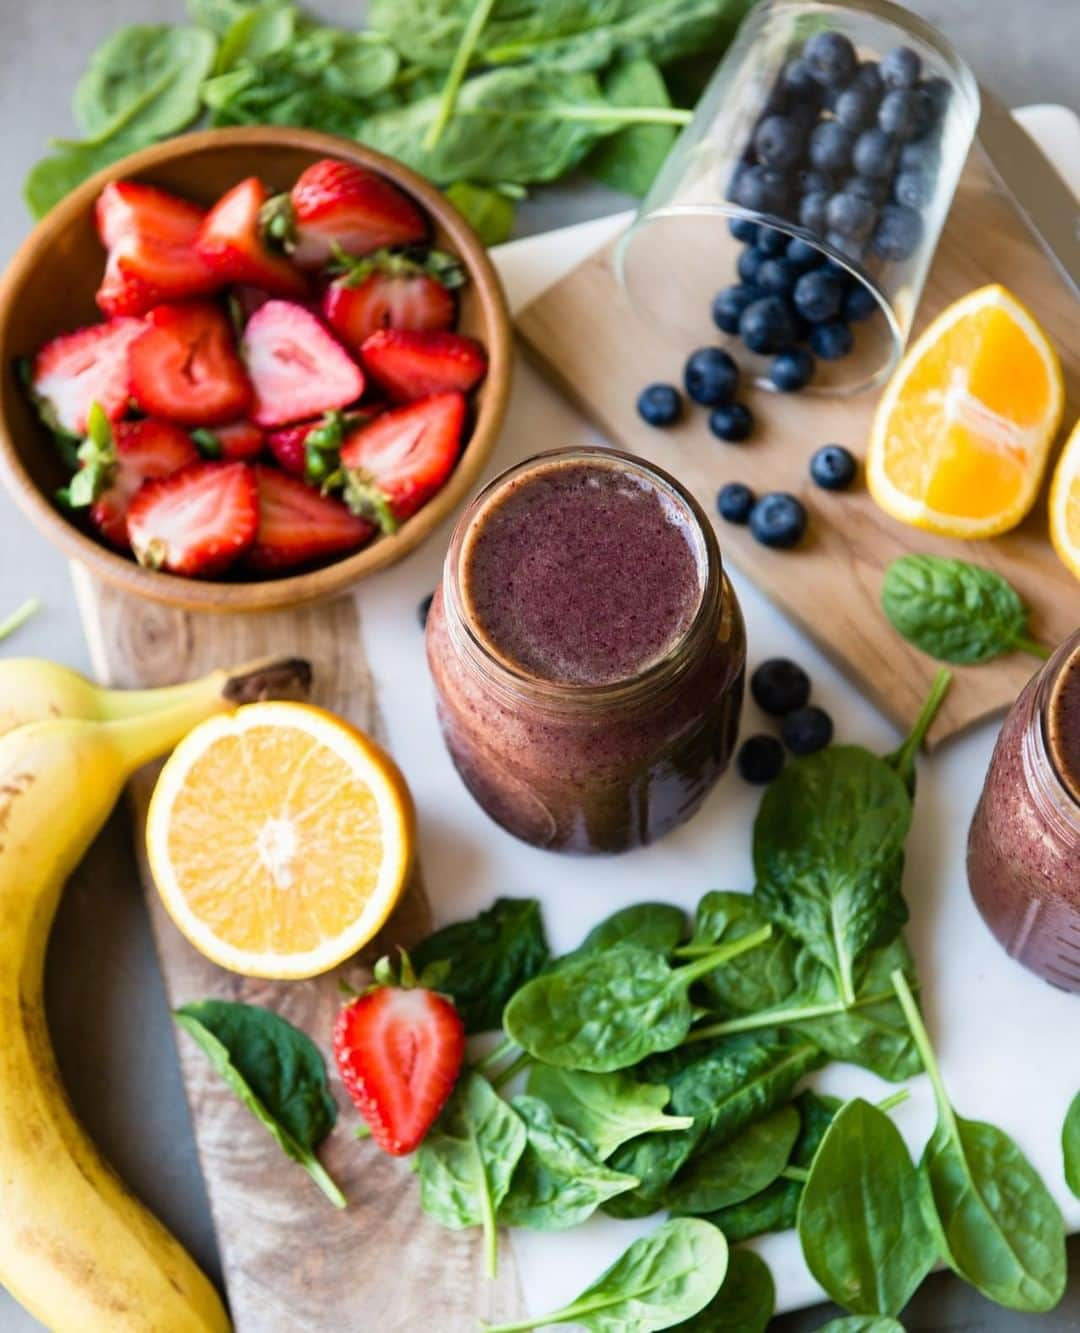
top-left (0, 127), bottom-right (512, 612)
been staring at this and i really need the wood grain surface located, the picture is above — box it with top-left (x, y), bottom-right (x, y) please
top-left (516, 147), bottom-right (1080, 745)
top-left (71, 565), bottom-right (524, 1333)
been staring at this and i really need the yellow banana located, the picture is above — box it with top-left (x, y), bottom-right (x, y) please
top-left (0, 656), bottom-right (309, 1332)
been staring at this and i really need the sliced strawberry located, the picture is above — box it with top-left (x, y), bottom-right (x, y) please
top-left (95, 180), bottom-right (207, 250)
top-left (360, 329), bottom-right (487, 403)
top-left (322, 248), bottom-right (462, 357)
top-left (30, 318), bottom-right (144, 436)
top-left (332, 953), bottom-right (465, 1157)
top-left (128, 301), bottom-right (253, 426)
top-left (339, 392), bottom-right (465, 532)
top-left (127, 460), bottom-right (258, 576)
top-left (266, 423), bottom-right (310, 477)
top-left (284, 159), bottom-right (427, 269)
top-left (192, 419), bottom-right (265, 461)
top-left (241, 300), bottom-right (364, 429)
top-left (195, 178), bottom-right (309, 300)
top-left (97, 232), bottom-right (220, 318)
top-left (246, 465), bottom-right (373, 572)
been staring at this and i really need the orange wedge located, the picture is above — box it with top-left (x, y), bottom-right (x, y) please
top-left (147, 702), bottom-right (414, 979)
top-left (1050, 418), bottom-right (1080, 582)
top-left (868, 284), bottom-right (1064, 538)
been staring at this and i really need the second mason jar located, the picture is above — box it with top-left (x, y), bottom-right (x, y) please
top-left (426, 447), bottom-right (746, 854)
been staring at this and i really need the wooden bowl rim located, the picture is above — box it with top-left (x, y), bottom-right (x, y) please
top-left (0, 126), bottom-right (513, 613)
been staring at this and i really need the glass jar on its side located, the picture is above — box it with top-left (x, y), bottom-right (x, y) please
top-left (425, 449), bottom-right (746, 855)
top-left (967, 631), bottom-right (1080, 989)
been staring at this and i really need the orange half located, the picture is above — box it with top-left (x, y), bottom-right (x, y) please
top-left (1050, 418), bottom-right (1080, 583)
top-left (868, 284), bottom-right (1064, 538)
top-left (147, 702), bottom-right (415, 979)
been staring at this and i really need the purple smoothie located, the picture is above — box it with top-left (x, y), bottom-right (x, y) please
top-left (427, 449), bottom-right (746, 854)
top-left (967, 631), bottom-right (1080, 989)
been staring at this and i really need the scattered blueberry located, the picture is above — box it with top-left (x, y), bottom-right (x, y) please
top-left (709, 401), bottom-right (754, 442)
top-left (824, 231), bottom-right (866, 265)
top-left (729, 216), bottom-right (759, 244)
top-left (749, 492), bottom-right (808, 548)
top-left (851, 60), bottom-right (884, 95)
top-left (871, 203), bottom-right (924, 261)
top-left (780, 57), bottom-right (823, 103)
top-left (834, 85), bottom-right (878, 132)
top-left (804, 30), bottom-right (857, 86)
top-left (893, 167), bottom-right (933, 209)
top-left (754, 115), bottom-right (806, 170)
top-left (737, 734), bottom-right (786, 784)
top-left (810, 443), bottom-right (857, 490)
top-left (878, 88), bottom-right (931, 141)
top-left (826, 190), bottom-right (878, 240)
top-left (852, 128), bottom-right (898, 179)
top-left (737, 246), bottom-right (765, 285)
top-left (880, 45), bottom-right (922, 89)
top-left (739, 295), bottom-right (798, 354)
top-left (684, 347), bottom-right (739, 406)
top-left (756, 257), bottom-right (800, 295)
top-left (809, 121), bottom-right (855, 173)
top-left (712, 284), bottom-right (761, 334)
top-left (751, 657), bottom-right (811, 715)
top-left (734, 165), bottom-right (792, 215)
top-left (844, 173), bottom-right (889, 204)
top-left (636, 382), bottom-right (683, 427)
top-left (808, 320), bottom-right (854, 359)
top-left (770, 347), bottom-right (816, 392)
top-left (755, 225), bottom-right (790, 256)
top-left (781, 705), bottom-right (834, 755)
top-left (717, 482), bottom-right (756, 524)
top-left (786, 237), bottom-right (824, 270)
top-left (843, 282), bottom-right (878, 321)
top-left (418, 593), bottom-right (434, 628)
top-left (793, 267), bottom-right (846, 322)
top-left (799, 190), bottom-right (829, 235)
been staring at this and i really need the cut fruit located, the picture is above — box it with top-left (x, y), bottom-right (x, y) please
top-left (868, 284), bottom-right (1064, 538)
top-left (146, 702), bottom-right (415, 979)
top-left (241, 300), bottom-right (365, 428)
top-left (1049, 418), bottom-right (1080, 583)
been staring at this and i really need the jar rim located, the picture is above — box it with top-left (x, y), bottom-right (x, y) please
top-left (442, 446), bottom-right (723, 709)
top-left (1034, 630), bottom-right (1080, 817)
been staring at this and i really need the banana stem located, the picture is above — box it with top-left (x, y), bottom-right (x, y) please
top-left (101, 656), bottom-right (312, 718)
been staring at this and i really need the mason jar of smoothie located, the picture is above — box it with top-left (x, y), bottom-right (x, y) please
top-left (967, 629), bottom-right (1080, 989)
top-left (426, 447), bottom-right (746, 854)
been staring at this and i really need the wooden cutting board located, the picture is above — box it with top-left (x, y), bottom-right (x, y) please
top-left (70, 567), bottom-right (525, 1333)
top-left (516, 147), bottom-right (1080, 745)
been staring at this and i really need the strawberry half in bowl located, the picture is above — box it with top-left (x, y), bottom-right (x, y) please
top-left (0, 128), bottom-right (512, 612)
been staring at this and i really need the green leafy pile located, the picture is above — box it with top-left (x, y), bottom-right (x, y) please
top-left (25, 0), bottom-right (755, 239)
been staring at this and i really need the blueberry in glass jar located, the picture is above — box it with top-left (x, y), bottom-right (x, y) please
top-left (810, 443), bottom-right (857, 490)
top-left (798, 167), bottom-right (835, 198)
top-left (872, 203), bottom-right (924, 261)
top-left (826, 190), bottom-right (878, 240)
top-left (803, 30), bottom-right (857, 86)
top-left (834, 85), bottom-right (878, 132)
top-left (851, 60), bottom-right (884, 95)
top-left (844, 173), bottom-right (889, 205)
top-left (880, 45), bottom-right (922, 89)
top-left (712, 284), bottom-right (760, 334)
top-left (749, 492), bottom-right (808, 548)
top-left (728, 216), bottom-right (759, 244)
top-left (809, 121), bottom-right (855, 173)
top-left (684, 347), bottom-right (739, 405)
top-left (808, 320), bottom-right (853, 360)
top-left (717, 482), bottom-right (755, 523)
top-left (780, 57), bottom-right (824, 103)
top-left (843, 282), bottom-right (878, 322)
top-left (919, 75), bottom-right (952, 120)
top-left (878, 88), bottom-right (932, 141)
top-left (786, 237), bottom-right (824, 270)
top-left (737, 246), bottom-right (765, 285)
top-left (756, 257), bottom-right (800, 295)
top-left (770, 347), bottom-right (816, 392)
top-left (793, 267), bottom-right (846, 322)
top-left (852, 127), bottom-right (898, 179)
top-left (893, 167), bottom-right (933, 209)
top-left (636, 383), bottom-right (683, 427)
top-left (824, 231), bottom-right (866, 265)
top-left (755, 225), bottom-right (789, 256)
top-left (709, 402), bottom-right (754, 442)
top-left (754, 115), bottom-right (806, 170)
top-left (799, 190), bottom-right (829, 234)
top-left (734, 165), bottom-right (791, 214)
top-left (739, 296), bottom-right (798, 353)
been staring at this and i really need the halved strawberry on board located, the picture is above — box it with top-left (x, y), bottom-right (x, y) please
top-left (332, 951), bottom-right (465, 1157)
top-left (127, 460), bottom-right (258, 576)
top-left (30, 317), bottom-right (144, 437)
top-left (339, 391), bottom-right (466, 533)
top-left (191, 419), bottom-right (265, 461)
top-left (241, 300), bottom-right (365, 429)
top-left (322, 248), bottom-right (463, 357)
top-left (282, 159), bottom-right (428, 270)
top-left (195, 177), bottom-right (309, 300)
top-left (129, 301), bottom-right (253, 426)
top-left (246, 465), bottom-right (374, 572)
top-left (360, 329), bottom-right (487, 403)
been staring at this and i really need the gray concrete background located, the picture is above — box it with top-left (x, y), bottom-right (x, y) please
top-left (0, 1), bottom-right (1077, 1329)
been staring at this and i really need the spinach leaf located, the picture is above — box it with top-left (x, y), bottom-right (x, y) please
top-left (569, 901), bottom-right (687, 960)
top-left (411, 896), bottom-right (549, 1033)
top-left (189, 0), bottom-right (260, 34)
top-left (754, 746), bottom-right (912, 1006)
top-left (798, 1097), bottom-right (935, 1315)
top-left (883, 667), bottom-right (952, 797)
top-left (665, 1104), bottom-right (800, 1215)
top-left (498, 1095), bottom-right (638, 1228)
top-left (74, 25), bottom-right (217, 141)
top-left (666, 1248), bottom-right (774, 1332)
top-left (416, 1070), bottom-right (526, 1277)
top-left (882, 554), bottom-right (1051, 664)
top-left (817, 1321), bottom-right (905, 1333)
top-left (893, 971), bottom-right (1066, 1312)
top-left (705, 1090), bottom-right (840, 1241)
top-left (483, 1217), bottom-right (729, 1333)
top-left (213, 2), bottom-right (296, 73)
top-left (444, 181), bottom-right (516, 244)
top-left (174, 1000), bottom-right (344, 1207)
top-left (24, 133), bottom-right (149, 219)
top-left (1062, 1091), bottom-right (1080, 1198)
top-left (525, 1065), bottom-right (693, 1160)
top-left (504, 932), bottom-right (770, 1072)
top-left (680, 891), bottom-right (799, 1014)
top-left (587, 59), bottom-right (676, 196)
